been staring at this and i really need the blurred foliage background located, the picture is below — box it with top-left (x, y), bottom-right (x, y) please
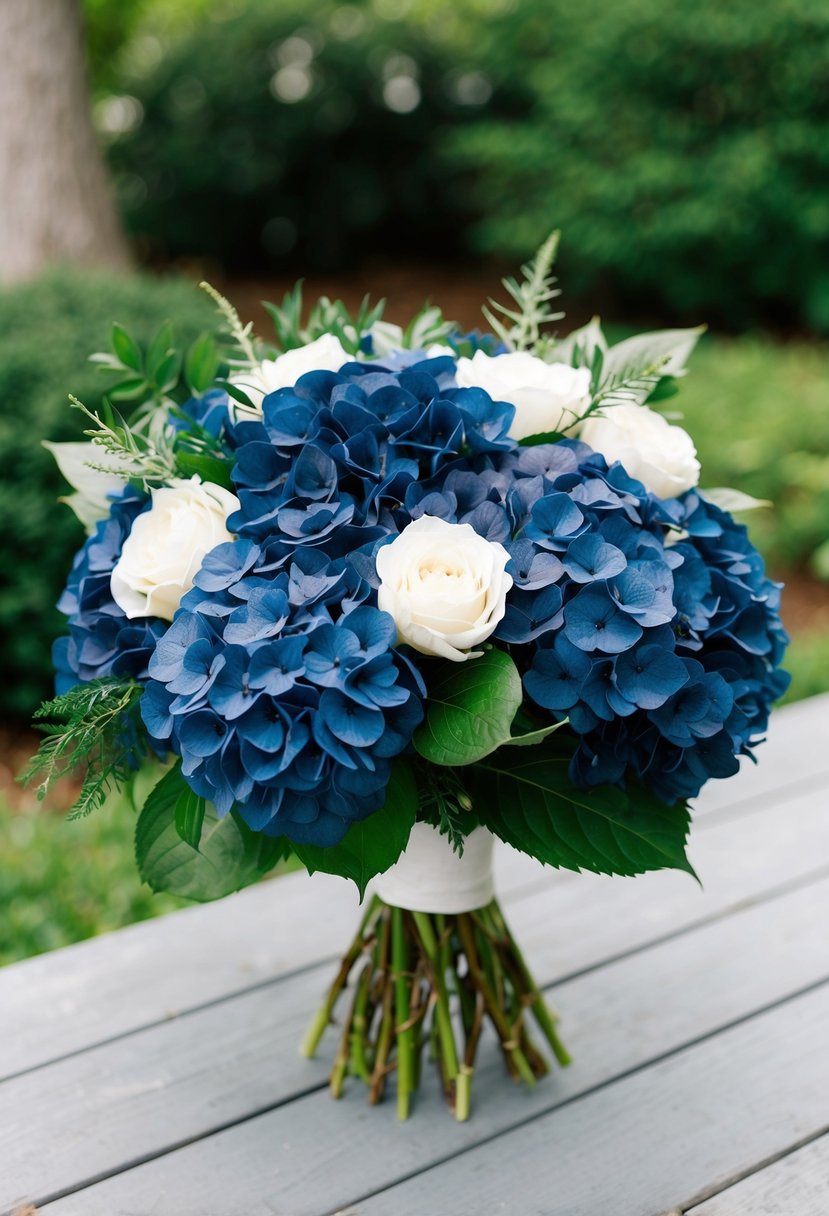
top-left (1, 0), bottom-right (828, 962)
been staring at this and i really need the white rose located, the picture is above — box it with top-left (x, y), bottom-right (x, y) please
top-left (455, 350), bottom-right (592, 440)
top-left (376, 515), bottom-right (513, 662)
top-left (229, 333), bottom-right (351, 412)
top-left (580, 403), bottom-right (701, 499)
top-left (110, 477), bottom-right (240, 622)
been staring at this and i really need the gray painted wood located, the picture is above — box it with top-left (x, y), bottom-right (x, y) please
top-left (36, 984), bottom-right (829, 1216)
top-left (0, 840), bottom-right (546, 1082)
top-left (3, 779), bottom-right (825, 1176)
top-left (0, 695), bottom-right (825, 1216)
top-left (1, 693), bottom-right (818, 1082)
top-left (692, 690), bottom-right (829, 817)
top-left (2, 725), bottom-right (822, 1087)
top-left (4, 853), bottom-right (826, 1208)
top-left (688, 1134), bottom-right (829, 1215)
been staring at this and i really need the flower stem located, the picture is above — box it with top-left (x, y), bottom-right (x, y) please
top-left (300, 895), bottom-right (570, 1119)
top-left (391, 906), bottom-right (414, 1121)
top-left (412, 911), bottom-right (459, 1091)
top-left (300, 895), bottom-right (381, 1059)
top-left (490, 903), bottom-right (572, 1067)
top-left (456, 913), bottom-right (536, 1089)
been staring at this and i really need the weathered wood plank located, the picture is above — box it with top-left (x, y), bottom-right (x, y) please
top-left (36, 984), bottom-right (829, 1216)
top-left (500, 783), bottom-right (829, 987)
top-left (344, 988), bottom-right (829, 1216)
top-left (0, 843), bottom-right (545, 1082)
top-left (693, 691), bottom-right (829, 817)
top-left (688, 1134), bottom-right (829, 1215)
top-left (21, 874), bottom-right (829, 1215)
top-left (1, 696), bottom-right (819, 1080)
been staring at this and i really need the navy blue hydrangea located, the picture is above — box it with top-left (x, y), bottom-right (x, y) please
top-left (58, 351), bottom-right (784, 840)
top-left (521, 478), bottom-right (790, 804)
top-left (172, 357), bottom-right (788, 814)
top-left (141, 543), bottom-right (423, 846)
top-left (54, 487), bottom-right (167, 694)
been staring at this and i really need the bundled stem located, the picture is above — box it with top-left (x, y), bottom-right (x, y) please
top-left (301, 897), bottom-right (568, 1120)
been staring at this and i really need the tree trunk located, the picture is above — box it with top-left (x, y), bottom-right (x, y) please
top-left (0, 0), bottom-right (131, 284)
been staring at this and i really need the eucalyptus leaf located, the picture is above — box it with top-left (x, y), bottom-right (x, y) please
top-left (135, 763), bottom-right (288, 901)
top-left (414, 650), bottom-right (523, 766)
top-left (292, 760), bottom-right (418, 898)
top-left (469, 744), bottom-right (696, 879)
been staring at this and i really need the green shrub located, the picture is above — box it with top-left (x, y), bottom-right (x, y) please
top-left (101, 0), bottom-right (511, 274)
top-left (676, 335), bottom-right (829, 572)
top-left (0, 268), bottom-right (213, 722)
top-left (441, 0), bottom-right (829, 333)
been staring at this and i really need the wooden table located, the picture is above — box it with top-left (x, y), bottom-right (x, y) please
top-left (1, 694), bottom-right (828, 1215)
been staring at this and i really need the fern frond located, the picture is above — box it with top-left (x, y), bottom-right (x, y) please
top-left (21, 679), bottom-right (146, 817)
top-left (484, 230), bottom-right (565, 353)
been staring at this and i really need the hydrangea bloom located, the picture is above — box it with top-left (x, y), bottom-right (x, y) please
top-left (200, 357), bottom-right (789, 813)
top-left (57, 352), bottom-right (789, 844)
top-left (54, 487), bottom-right (166, 693)
top-left (141, 548), bottom-right (423, 845)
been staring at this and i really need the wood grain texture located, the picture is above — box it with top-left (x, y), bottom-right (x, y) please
top-left (3, 694), bottom-right (820, 1082)
top-left (0, 843), bottom-right (546, 1082)
top-left (691, 690), bottom-right (829, 817)
top-left (2, 696), bottom-right (826, 1216)
top-left (20, 872), bottom-right (829, 1214)
top-left (688, 1134), bottom-right (829, 1215)
top-left (350, 985), bottom-right (829, 1216)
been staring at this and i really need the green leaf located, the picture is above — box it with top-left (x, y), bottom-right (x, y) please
top-left (145, 321), bottom-right (175, 382)
top-left (518, 429), bottom-right (568, 447)
top-left (602, 326), bottom-right (705, 385)
top-left (414, 650), bottom-right (523, 766)
top-left (108, 376), bottom-right (151, 402)
top-left (135, 764), bottom-right (288, 901)
top-left (185, 332), bottom-right (220, 394)
top-left (502, 717), bottom-right (568, 747)
top-left (215, 378), bottom-right (255, 407)
top-left (700, 487), bottom-right (771, 512)
top-left (111, 324), bottom-right (143, 373)
top-left (175, 448), bottom-right (234, 490)
top-left (469, 743), bottom-right (696, 879)
top-left (154, 349), bottom-right (183, 394)
top-left (175, 786), bottom-right (206, 849)
top-left (292, 760), bottom-right (418, 898)
top-left (553, 316), bottom-right (607, 368)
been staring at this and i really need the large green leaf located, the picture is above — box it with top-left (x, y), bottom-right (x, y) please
top-left (414, 650), bottom-right (523, 766)
top-left (292, 761), bottom-right (418, 898)
top-left (469, 745), bottom-right (695, 879)
top-left (135, 764), bottom-right (289, 901)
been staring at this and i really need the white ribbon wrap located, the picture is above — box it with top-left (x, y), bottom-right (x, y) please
top-left (375, 822), bottom-right (495, 914)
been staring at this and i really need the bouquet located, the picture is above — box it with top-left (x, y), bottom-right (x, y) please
top-left (26, 234), bottom-right (790, 1120)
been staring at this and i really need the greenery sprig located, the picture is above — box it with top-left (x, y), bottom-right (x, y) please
top-left (21, 678), bottom-right (145, 819)
top-left (69, 394), bottom-right (179, 486)
top-left (483, 229), bottom-right (564, 353)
